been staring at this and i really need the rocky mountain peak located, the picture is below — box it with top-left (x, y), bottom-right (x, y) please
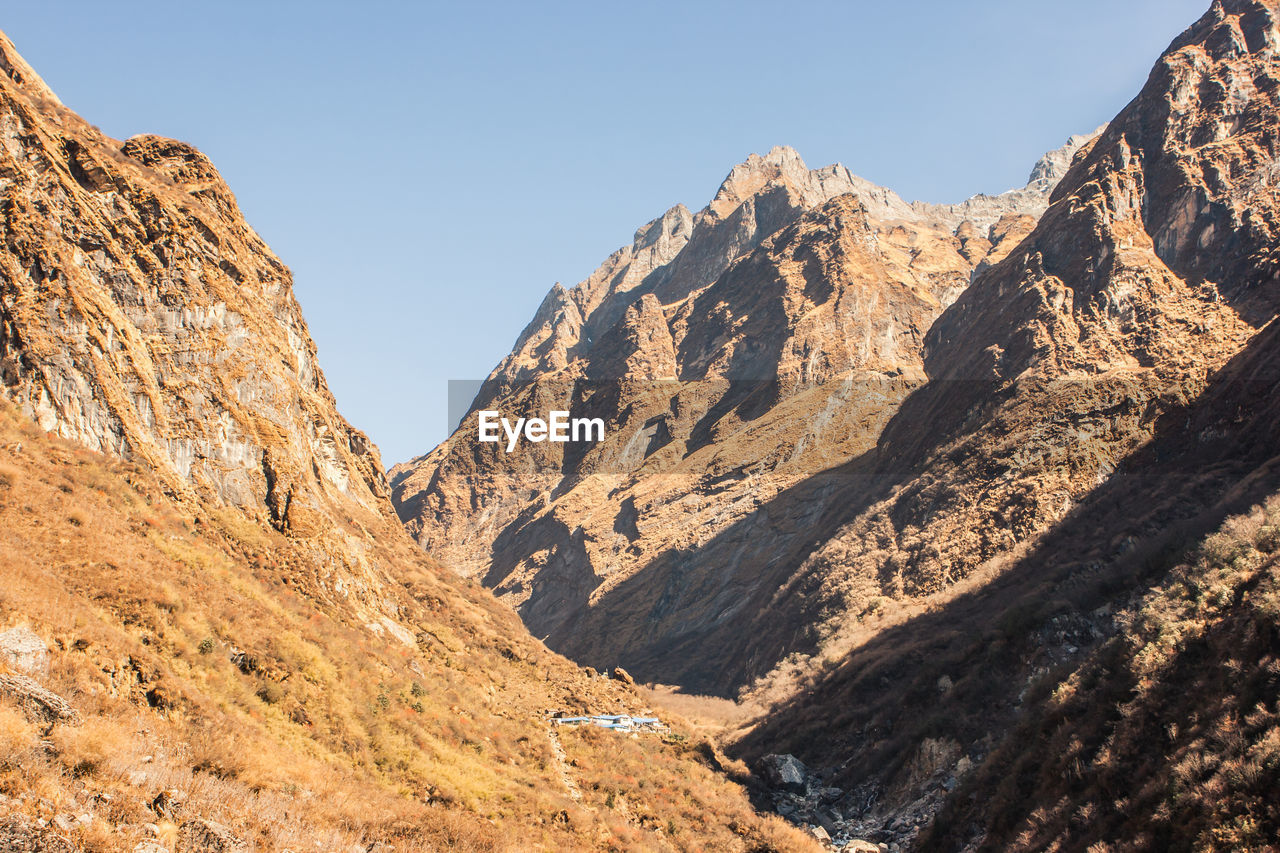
top-left (121, 133), bottom-right (245, 221)
top-left (391, 124), bottom-right (1103, 650)
top-left (633, 202), bottom-right (694, 252)
top-left (709, 145), bottom-right (810, 212)
top-left (1026, 125), bottom-right (1108, 187)
top-left (707, 144), bottom-right (864, 223)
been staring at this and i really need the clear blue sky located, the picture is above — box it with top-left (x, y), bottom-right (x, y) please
top-left (3, 1), bottom-right (1208, 464)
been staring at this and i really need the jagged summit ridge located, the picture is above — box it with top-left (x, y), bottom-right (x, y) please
top-left (390, 125), bottom-right (1102, 664)
top-left (465, 131), bottom-right (1101, 417)
top-left (709, 144), bottom-right (858, 217)
top-left (1027, 126), bottom-right (1108, 187)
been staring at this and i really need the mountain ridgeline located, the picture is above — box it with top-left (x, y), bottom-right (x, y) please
top-left (390, 130), bottom-right (1104, 692)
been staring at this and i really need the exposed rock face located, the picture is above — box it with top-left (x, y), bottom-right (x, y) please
top-left (0, 624), bottom-right (48, 676)
top-left (0, 31), bottom-right (407, 623)
top-left (758, 754), bottom-right (809, 795)
top-left (0, 815), bottom-right (81, 853)
top-left (391, 129), bottom-right (1101, 690)
top-left (470, 138), bottom-right (1099, 410)
top-left (0, 31), bottom-right (385, 525)
top-left (0, 671), bottom-right (79, 724)
top-left (177, 819), bottom-right (247, 853)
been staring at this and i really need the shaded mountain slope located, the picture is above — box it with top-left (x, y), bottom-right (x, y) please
top-left (720, 0), bottom-right (1280, 698)
top-left (390, 129), bottom-right (1099, 692)
top-left (721, 0), bottom-right (1280, 848)
top-left (736, 302), bottom-right (1280, 851)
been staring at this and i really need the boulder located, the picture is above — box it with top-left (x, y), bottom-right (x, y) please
top-left (0, 625), bottom-right (49, 676)
top-left (758, 753), bottom-right (808, 794)
top-left (842, 841), bottom-right (880, 853)
top-left (0, 815), bottom-right (81, 852)
top-left (611, 666), bottom-right (634, 685)
top-left (226, 646), bottom-right (256, 675)
top-left (150, 789), bottom-right (186, 819)
top-left (178, 819), bottom-right (247, 852)
top-left (0, 672), bottom-right (79, 724)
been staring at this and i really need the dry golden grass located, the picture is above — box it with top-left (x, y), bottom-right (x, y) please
top-left (0, 400), bottom-right (816, 852)
top-left (558, 724), bottom-right (818, 851)
top-left (640, 683), bottom-right (759, 731)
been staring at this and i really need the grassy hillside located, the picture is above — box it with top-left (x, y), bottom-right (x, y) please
top-left (0, 400), bottom-right (815, 852)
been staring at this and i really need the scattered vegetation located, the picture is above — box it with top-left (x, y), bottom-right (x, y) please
top-left (0, 401), bottom-right (815, 852)
top-left (924, 496), bottom-right (1280, 851)
top-left (732, 432), bottom-right (1280, 853)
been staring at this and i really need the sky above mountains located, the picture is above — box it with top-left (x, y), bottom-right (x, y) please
top-left (4, 0), bottom-right (1207, 463)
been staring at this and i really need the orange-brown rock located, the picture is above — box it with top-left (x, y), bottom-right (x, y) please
top-left (0, 30), bottom-right (409, 622)
top-left (391, 133), bottom-right (1101, 690)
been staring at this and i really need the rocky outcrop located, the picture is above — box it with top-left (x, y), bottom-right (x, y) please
top-left (0, 31), bottom-right (386, 529)
top-left (0, 625), bottom-right (48, 676)
top-left (0, 816), bottom-right (81, 853)
top-left (0, 671), bottom-right (78, 724)
top-left (177, 819), bottom-right (247, 853)
top-left (0, 30), bottom-right (416, 627)
top-left (391, 120), bottom-right (1102, 690)
top-left (758, 754), bottom-right (809, 795)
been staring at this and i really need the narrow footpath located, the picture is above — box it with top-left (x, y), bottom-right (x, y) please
top-left (546, 723), bottom-right (582, 803)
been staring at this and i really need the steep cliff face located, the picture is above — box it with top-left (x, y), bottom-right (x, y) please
top-left (0, 32), bottom-right (384, 525)
top-left (0, 32), bottom-right (411, 625)
top-left (391, 131), bottom-right (1100, 687)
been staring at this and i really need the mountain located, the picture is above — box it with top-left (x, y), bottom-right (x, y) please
top-left (729, 0), bottom-right (1280, 848)
top-left (0, 31), bottom-right (815, 852)
top-left (390, 116), bottom-right (1102, 691)
top-left (390, 0), bottom-right (1280, 847)
top-left (8, 0), bottom-right (1277, 848)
